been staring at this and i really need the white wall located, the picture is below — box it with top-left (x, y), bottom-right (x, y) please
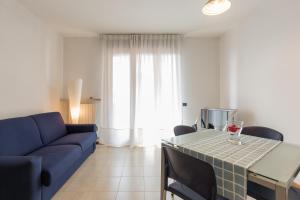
top-left (62, 37), bottom-right (102, 100)
top-left (62, 37), bottom-right (220, 124)
top-left (181, 38), bottom-right (220, 125)
top-left (220, 0), bottom-right (300, 144)
top-left (0, 0), bottom-right (63, 119)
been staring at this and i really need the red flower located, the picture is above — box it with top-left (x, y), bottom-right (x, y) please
top-left (228, 124), bottom-right (240, 133)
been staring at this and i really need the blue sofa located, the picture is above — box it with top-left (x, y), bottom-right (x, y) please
top-left (0, 112), bottom-right (97, 200)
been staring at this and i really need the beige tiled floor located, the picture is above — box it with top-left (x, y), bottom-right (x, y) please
top-left (53, 145), bottom-right (254, 200)
top-left (53, 145), bottom-right (177, 200)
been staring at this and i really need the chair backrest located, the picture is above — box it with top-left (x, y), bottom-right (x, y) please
top-left (241, 126), bottom-right (284, 141)
top-left (174, 125), bottom-right (196, 136)
top-left (163, 146), bottom-right (217, 200)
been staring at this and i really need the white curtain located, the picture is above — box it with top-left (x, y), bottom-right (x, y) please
top-left (100, 34), bottom-right (182, 146)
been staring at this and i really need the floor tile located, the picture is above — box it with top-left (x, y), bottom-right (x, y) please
top-left (52, 191), bottom-right (83, 200)
top-left (116, 192), bottom-right (144, 200)
top-left (98, 166), bottom-right (124, 177)
top-left (109, 159), bottom-right (126, 166)
top-left (81, 192), bottom-right (117, 200)
top-left (118, 177), bottom-right (145, 191)
top-left (145, 177), bottom-right (161, 191)
top-left (53, 191), bottom-right (117, 200)
top-left (64, 177), bottom-right (121, 192)
top-left (144, 166), bottom-right (161, 177)
top-left (125, 156), bottom-right (145, 166)
top-left (145, 192), bottom-right (160, 200)
top-left (122, 166), bottom-right (144, 177)
top-left (55, 146), bottom-right (165, 199)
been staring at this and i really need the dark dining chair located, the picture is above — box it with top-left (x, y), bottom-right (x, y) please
top-left (162, 146), bottom-right (227, 200)
top-left (241, 126), bottom-right (284, 141)
top-left (174, 125), bottom-right (196, 136)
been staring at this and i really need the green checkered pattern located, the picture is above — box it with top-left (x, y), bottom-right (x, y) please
top-left (174, 130), bottom-right (281, 200)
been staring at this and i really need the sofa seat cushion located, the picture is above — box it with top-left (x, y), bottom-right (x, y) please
top-left (49, 132), bottom-right (97, 152)
top-left (28, 145), bottom-right (82, 186)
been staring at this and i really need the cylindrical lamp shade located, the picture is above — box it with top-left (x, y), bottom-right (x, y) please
top-left (68, 78), bottom-right (83, 124)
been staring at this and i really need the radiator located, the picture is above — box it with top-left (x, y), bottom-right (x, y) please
top-left (78, 103), bottom-right (97, 124)
top-left (60, 99), bottom-right (99, 124)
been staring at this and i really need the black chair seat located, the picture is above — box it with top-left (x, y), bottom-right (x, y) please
top-left (248, 181), bottom-right (300, 200)
top-left (168, 182), bottom-right (227, 200)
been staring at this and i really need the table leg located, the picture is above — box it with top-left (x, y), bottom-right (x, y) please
top-left (275, 184), bottom-right (288, 200)
top-left (161, 146), bottom-right (166, 200)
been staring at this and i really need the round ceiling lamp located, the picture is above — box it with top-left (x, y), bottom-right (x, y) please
top-left (202, 0), bottom-right (231, 16)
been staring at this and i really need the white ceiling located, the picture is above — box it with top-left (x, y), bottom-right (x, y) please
top-left (18, 0), bottom-right (265, 37)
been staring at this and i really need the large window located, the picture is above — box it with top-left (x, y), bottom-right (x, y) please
top-left (111, 53), bottom-right (181, 130)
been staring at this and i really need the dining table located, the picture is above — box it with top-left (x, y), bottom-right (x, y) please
top-left (160, 129), bottom-right (300, 200)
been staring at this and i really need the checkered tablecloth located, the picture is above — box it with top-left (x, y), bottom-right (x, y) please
top-left (172, 130), bottom-right (281, 200)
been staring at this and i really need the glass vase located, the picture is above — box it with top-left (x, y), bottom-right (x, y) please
top-left (223, 120), bottom-right (244, 145)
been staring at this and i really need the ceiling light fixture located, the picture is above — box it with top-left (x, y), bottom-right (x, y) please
top-left (202, 0), bottom-right (231, 16)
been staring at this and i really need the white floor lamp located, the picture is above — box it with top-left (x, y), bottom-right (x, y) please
top-left (68, 78), bottom-right (83, 124)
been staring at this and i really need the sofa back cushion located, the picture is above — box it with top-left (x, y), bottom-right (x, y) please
top-left (31, 112), bottom-right (67, 144)
top-left (0, 117), bottom-right (43, 156)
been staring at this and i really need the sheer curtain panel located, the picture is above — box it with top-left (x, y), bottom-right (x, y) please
top-left (100, 34), bottom-right (182, 146)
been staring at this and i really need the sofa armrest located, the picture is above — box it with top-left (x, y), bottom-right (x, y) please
top-left (0, 156), bottom-right (42, 200)
top-left (66, 124), bottom-right (98, 133)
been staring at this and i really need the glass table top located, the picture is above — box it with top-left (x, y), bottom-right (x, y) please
top-left (248, 142), bottom-right (300, 186)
